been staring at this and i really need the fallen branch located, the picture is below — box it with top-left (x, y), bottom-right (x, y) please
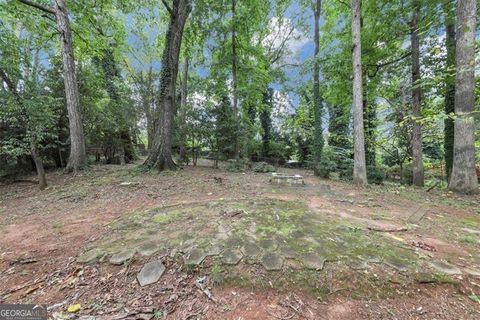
top-left (426, 181), bottom-right (440, 192)
top-left (194, 281), bottom-right (217, 304)
top-left (2, 278), bottom-right (45, 297)
top-left (367, 226), bottom-right (408, 232)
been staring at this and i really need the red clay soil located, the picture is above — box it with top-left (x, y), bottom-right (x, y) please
top-left (0, 163), bottom-right (479, 319)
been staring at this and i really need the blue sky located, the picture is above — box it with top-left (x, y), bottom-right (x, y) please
top-left (125, 1), bottom-right (317, 109)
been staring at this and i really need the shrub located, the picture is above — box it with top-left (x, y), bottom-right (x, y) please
top-left (367, 166), bottom-right (386, 184)
top-left (253, 161), bottom-right (275, 173)
top-left (313, 146), bottom-right (353, 179)
top-left (316, 157), bottom-right (336, 178)
top-left (226, 158), bottom-right (250, 172)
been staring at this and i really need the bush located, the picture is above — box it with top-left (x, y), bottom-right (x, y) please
top-left (253, 161), bottom-right (275, 173)
top-left (367, 166), bottom-right (386, 184)
top-left (316, 157), bottom-right (336, 178)
top-left (226, 158), bottom-right (250, 172)
top-left (313, 146), bottom-right (353, 179)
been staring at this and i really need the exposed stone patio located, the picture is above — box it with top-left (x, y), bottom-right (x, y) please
top-left (76, 198), bottom-right (480, 287)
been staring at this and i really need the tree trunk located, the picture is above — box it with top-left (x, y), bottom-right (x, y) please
top-left (0, 66), bottom-right (48, 191)
top-left (313, 0), bottom-right (324, 176)
top-left (410, 1), bottom-right (424, 187)
top-left (54, 0), bottom-right (87, 172)
top-left (231, 0), bottom-right (239, 159)
top-left (179, 58), bottom-right (189, 164)
top-left (141, 68), bottom-right (155, 150)
top-left (98, 48), bottom-right (136, 163)
top-left (144, 0), bottom-right (191, 171)
top-left (443, 0), bottom-right (456, 182)
top-left (261, 88), bottom-right (273, 158)
top-left (449, 0), bottom-right (478, 194)
top-left (31, 142), bottom-right (47, 190)
top-left (351, 0), bottom-right (367, 185)
top-left (363, 96), bottom-right (376, 167)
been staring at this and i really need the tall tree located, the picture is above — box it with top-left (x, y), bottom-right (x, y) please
top-left (313, 0), bottom-right (324, 175)
top-left (0, 68), bottom-right (47, 190)
top-left (178, 58), bottom-right (189, 163)
top-left (448, 0), bottom-right (478, 193)
top-left (443, 0), bottom-right (456, 181)
top-left (144, 0), bottom-right (192, 171)
top-left (261, 88), bottom-right (273, 158)
top-left (351, 0), bottom-right (367, 185)
top-left (231, 0), bottom-right (239, 158)
top-left (18, 0), bottom-right (87, 172)
top-left (410, 0), bottom-right (424, 186)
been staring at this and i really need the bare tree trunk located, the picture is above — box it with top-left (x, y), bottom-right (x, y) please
top-left (31, 142), bottom-right (47, 190)
top-left (231, 0), bottom-right (239, 159)
top-left (351, 0), bottom-right (367, 185)
top-left (179, 58), bottom-right (189, 163)
top-left (140, 68), bottom-right (155, 150)
top-left (449, 0), bottom-right (478, 194)
top-left (443, 0), bottom-right (456, 182)
top-left (313, 0), bottom-right (324, 176)
top-left (410, 1), bottom-right (424, 187)
top-left (53, 0), bottom-right (87, 172)
top-left (143, 0), bottom-right (191, 171)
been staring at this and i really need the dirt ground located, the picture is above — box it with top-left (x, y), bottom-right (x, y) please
top-left (0, 160), bottom-right (479, 319)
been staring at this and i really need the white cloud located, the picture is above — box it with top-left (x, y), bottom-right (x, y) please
top-left (261, 17), bottom-right (308, 67)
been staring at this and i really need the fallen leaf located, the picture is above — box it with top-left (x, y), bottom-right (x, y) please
top-left (391, 235), bottom-right (404, 242)
top-left (67, 304), bottom-right (81, 313)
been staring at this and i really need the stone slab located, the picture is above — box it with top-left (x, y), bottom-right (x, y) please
top-left (222, 249), bottom-right (243, 265)
top-left (109, 249), bottom-right (136, 265)
top-left (302, 253), bottom-right (325, 270)
top-left (261, 253), bottom-right (284, 271)
top-left (137, 260), bottom-right (165, 286)
top-left (430, 260), bottom-right (462, 275)
top-left (183, 248), bottom-right (207, 266)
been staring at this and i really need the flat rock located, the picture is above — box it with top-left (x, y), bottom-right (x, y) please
top-left (384, 257), bottom-right (410, 272)
top-left (77, 248), bottom-right (104, 264)
top-left (137, 243), bottom-right (159, 256)
top-left (241, 242), bottom-right (262, 258)
top-left (301, 253), bottom-right (325, 270)
top-left (206, 244), bottom-right (223, 256)
top-left (258, 238), bottom-right (277, 250)
top-left (179, 239), bottom-right (196, 251)
top-left (360, 253), bottom-right (381, 264)
top-left (430, 260), bottom-right (462, 275)
top-left (137, 260), bottom-right (165, 286)
top-left (216, 224), bottom-right (231, 240)
top-left (462, 228), bottom-right (480, 235)
top-left (109, 249), bottom-right (136, 265)
top-left (183, 248), bottom-right (207, 266)
top-left (224, 236), bottom-right (244, 249)
top-left (279, 246), bottom-right (298, 259)
top-left (347, 258), bottom-right (369, 270)
top-left (222, 249), bottom-right (243, 265)
top-left (285, 259), bottom-right (304, 270)
top-left (463, 267), bottom-right (480, 277)
top-left (261, 253), bottom-right (283, 271)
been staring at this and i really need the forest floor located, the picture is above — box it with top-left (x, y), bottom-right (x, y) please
top-left (0, 159), bottom-right (479, 320)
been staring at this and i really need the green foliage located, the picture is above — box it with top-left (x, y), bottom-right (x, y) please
top-left (315, 147), bottom-right (336, 179)
top-left (314, 146), bottom-right (354, 180)
top-left (226, 158), bottom-right (251, 173)
top-left (210, 263), bottom-right (224, 285)
top-left (367, 166), bottom-right (386, 185)
top-left (253, 161), bottom-right (275, 173)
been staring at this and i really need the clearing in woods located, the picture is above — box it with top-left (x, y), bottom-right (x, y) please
top-left (0, 160), bottom-right (479, 319)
